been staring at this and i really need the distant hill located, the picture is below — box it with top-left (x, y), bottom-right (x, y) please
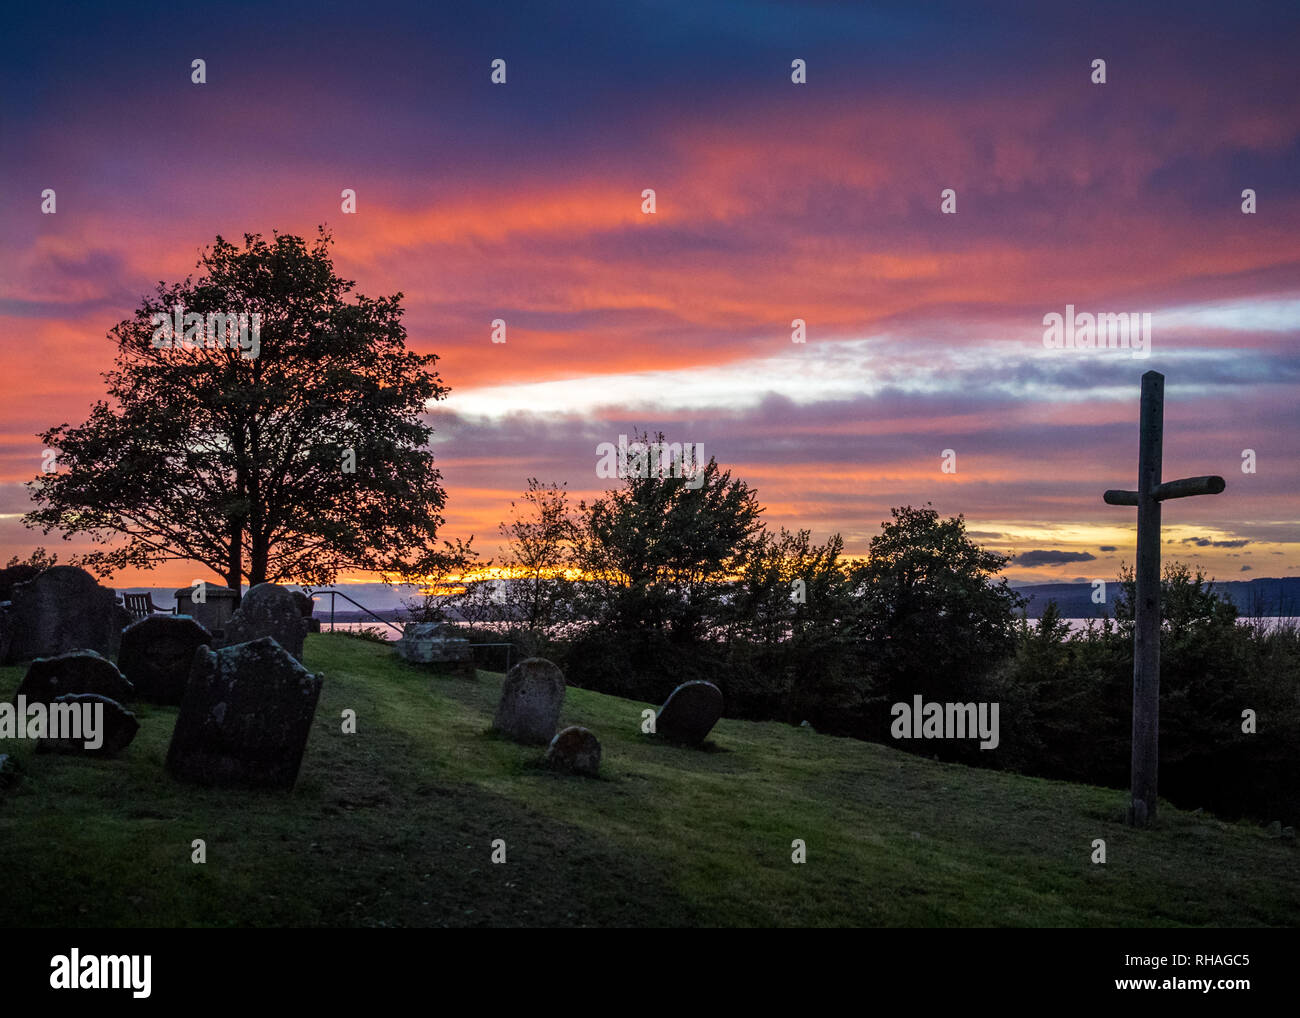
top-left (1012, 576), bottom-right (1300, 618)
top-left (117, 577), bottom-right (1300, 621)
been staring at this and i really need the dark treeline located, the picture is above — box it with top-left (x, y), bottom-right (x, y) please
top-left (412, 434), bottom-right (1300, 825)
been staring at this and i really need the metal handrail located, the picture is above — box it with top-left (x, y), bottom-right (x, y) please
top-left (300, 588), bottom-right (522, 672)
top-left (302, 588), bottom-right (405, 634)
top-left (468, 642), bottom-right (516, 675)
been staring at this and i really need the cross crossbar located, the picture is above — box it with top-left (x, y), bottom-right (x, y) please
top-left (1105, 476), bottom-right (1224, 506)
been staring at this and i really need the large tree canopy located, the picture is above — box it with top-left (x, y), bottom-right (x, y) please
top-left (26, 229), bottom-right (456, 589)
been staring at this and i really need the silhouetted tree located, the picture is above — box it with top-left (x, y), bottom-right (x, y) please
top-left (574, 431), bottom-right (763, 645)
top-left (566, 431), bottom-right (763, 698)
top-left (850, 504), bottom-right (1024, 726)
top-left (721, 528), bottom-right (858, 723)
top-left (26, 229), bottom-right (458, 591)
top-left (425, 479), bottom-right (575, 656)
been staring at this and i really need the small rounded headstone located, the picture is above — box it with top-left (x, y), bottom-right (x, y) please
top-left (16, 649), bottom-right (134, 705)
top-left (117, 614), bottom-right (211, 705)
top-left (36, 693), bottom-right (139, 755)
top-left (544, 726), bottom-right (601, 776)
top-left (492, 657), bottom-right (566, 745)
top-left (655, 680), bottom-right (724, 746)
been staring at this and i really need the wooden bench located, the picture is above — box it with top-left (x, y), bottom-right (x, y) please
top-left (122, 591), bottom-right (175, 620)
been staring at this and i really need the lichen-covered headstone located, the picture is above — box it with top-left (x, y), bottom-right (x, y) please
top-left (219, 583), bottom-right (307, 661)
top-left (165, 637), bottom-right (322, 789)
top-left (36, 693), bottom-right (139, 756)
top-left (117, 614), bottom-right (212, 705)
top-left (492, 657), bottom-right (566, 745)
top-left (544, 726), bottom-right (601, 776)
top-left (6, 566), bottom-right (118, 661)
top-left (16, 649), bottom-right (134, 705)
top-left (655, 680), bottom-right (724, 746)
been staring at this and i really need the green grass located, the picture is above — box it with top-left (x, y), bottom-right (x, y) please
top-left (1, 632), bottom-right (1295, 927)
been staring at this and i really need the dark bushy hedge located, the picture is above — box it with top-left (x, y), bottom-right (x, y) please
top-left (558, 566), bottom-right (1300, 825)
top-left (994, 605), bottom-right (1300, 824)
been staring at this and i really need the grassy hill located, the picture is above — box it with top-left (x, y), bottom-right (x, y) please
top-left (1, 633), bottom-right (1295, 928)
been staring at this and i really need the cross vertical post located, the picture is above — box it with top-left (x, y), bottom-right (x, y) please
top-left (1131, 371), bottom-right (1163, 827)
top-left (1103, 370), bottom-right (1225, 827)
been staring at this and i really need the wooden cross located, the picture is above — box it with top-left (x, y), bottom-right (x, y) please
top-left (1103, 370), bottom-right (1225, 827)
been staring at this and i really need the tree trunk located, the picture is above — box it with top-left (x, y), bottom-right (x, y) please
top-left (251, 535), bottom-right (269, 586)
top-left (247, 408), bottom-right (265, 585)
top-left (226, 518), bottom-right (242, 606)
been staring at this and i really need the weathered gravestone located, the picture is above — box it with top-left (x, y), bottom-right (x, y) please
top-left (174, 584), bottom-right (239, 638)
top-left (291, 591), bottom-right (322, 634)
top-left (16, 649), bottom-right (133, 705)
top-left (492, 657), bottom-right (566, 745)
top-left (544, 726), bottom-right (602, 776)
top-left (117, 615), bottom-right (212, 705)
top-left (395, 621), bottom-right (474, 675)
top-left (219, 583), bottom-right (307, 661)
top-left (655, 680), bottom-right (724, 746)
top-left (36, 693), bottom-right (139, 756)
top-left (165, 637), bottom-right (322, 789)
top-left (5, 566), bottom-right (118, 662)
top-left (111, 603), bottom-right (132, 658)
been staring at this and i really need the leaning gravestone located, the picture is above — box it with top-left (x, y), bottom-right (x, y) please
top-left (16, 649), bottom-right (134, 705)
top-left (655, 680), bottom-right (724, 746)
top-left (492, 657), bottom-right (566, 745)
top-left (166, 637), bottom-right (322, 789)
top-left (544, 726), bottom-right (602, 777)
top-left (394, 621), bottom-right (474, 675)
top-left (117, 615), bottom-right (212, 705)
top-left (5, 566), bottom-right (118, 661)
top-left (219, 583), bottom-right (307, 661)
top-left (36, 693), bottom-right (139, 756)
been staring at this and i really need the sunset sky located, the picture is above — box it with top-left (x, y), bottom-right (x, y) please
top-left (2, 0), bottom-right (1297, 588)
